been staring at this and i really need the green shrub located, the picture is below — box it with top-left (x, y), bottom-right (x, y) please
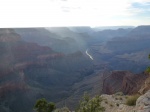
top-left (54, 107), bottom-right (70, 112)
top-left (125, 96), bottom-right (128, 99)
top-left (115, 92), bottom-right (124, 96)
top-left (126, 94), bottom-right (140, 106)
top-left (34, 98), bottom-right (56, 112)
top-left (76, 93), bottom-right (105, 112)
top-left (146, 67), bottom-right (150, 74)
top-left (145, 54), bottom-right (150, 74)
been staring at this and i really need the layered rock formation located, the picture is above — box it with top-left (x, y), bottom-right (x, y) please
top-left (102, 71), bottom-right (148, 95)
top-left (0, 28), bottom-right (93, 112)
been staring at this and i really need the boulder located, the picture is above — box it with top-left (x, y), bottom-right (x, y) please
top-left (136, 90), bottom-right (150, 112)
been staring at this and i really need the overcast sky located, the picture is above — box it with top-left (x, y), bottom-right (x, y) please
top-left (0, 0), bottom-right (150, 27)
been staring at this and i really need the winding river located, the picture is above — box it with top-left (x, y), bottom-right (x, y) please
top-left (86, 49), bottom-right (94, 60)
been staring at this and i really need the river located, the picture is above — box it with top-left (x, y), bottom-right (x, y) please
top-left (86, 49), bottom-right (94, 60)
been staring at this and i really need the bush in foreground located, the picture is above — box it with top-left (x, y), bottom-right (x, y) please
top-left (34, 98), bottom-right (56, 112)
top-left (145, 54), bottom-right (150, 74)
top-left (54, 107), bottom-right (70, 112)
top-left (126, 94), bottom-right (140, 106)
top-left (76, 93), bottom-right (105, 112)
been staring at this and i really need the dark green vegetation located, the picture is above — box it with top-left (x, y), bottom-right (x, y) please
top-left (76, 93), bottom-right (105, 112)
top-left (146, 66), bottom-right (150, 74)
top-left (34, 98), bottom-right (55, 112)
top-left (34, 93), bottom-right (105, 112)
top-left (126, 94), bottom-right (140, 106)
top-left (54, 107), bottom-right (70, 112)
top-left (146, 54), bottom-right (150, 74)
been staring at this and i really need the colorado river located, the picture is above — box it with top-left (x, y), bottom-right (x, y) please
top-left (86, 49), bottom-right (94, 60)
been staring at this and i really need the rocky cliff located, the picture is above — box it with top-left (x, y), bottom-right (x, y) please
top-left (102, 71), bottom-right (148, 95)
top-left (101, 89), bottom-right (150, 112)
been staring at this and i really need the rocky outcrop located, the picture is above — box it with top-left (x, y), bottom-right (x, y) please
top-left (100, 89), bottom-right (150, 112)
top-left (122, 73), bottom-right (147, 94)
top-left (102, 71), bottom-right (148, 95)
top-left (102, 71), bottom-right (130, 94)
top-left (101, 93), bottom-right (135, 112)
top-left (139, 75), bottom-right (150, 94)
top-left (136, 90), bottom-right (150, 112)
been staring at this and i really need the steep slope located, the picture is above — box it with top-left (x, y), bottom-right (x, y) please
top-left (0, 28), bottom-right (94, 112)
top-left (102, 70), bottom-right (148, 95)
top-left (135, 89), bottom-right (150, 112)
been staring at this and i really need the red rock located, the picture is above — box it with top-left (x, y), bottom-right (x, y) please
top-left (102, 71), bottom-right (148, 95)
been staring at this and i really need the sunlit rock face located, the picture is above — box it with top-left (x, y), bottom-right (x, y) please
top-left (136, 90), bottom-right (150, 112)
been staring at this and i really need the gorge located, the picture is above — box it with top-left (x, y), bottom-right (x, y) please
top-left (0, 25), bottom-right (150, 112)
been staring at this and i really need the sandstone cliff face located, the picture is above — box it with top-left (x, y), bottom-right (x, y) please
top-left (102, 71), bottom-right (130, 94)
top-left (139, 75), bottom-right (150, 94)
top-left (136, 90), bottom-right (150, 112)
top-left (122, 73), bottom-right (148, 94)
top-left (102, 71), bottom-right (148, 95)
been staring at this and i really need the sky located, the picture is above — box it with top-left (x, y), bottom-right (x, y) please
top-left (0, 0), bottom-right (150, 27)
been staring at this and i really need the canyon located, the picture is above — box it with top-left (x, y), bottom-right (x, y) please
top-left (0, 26), bottom-right (150, 111)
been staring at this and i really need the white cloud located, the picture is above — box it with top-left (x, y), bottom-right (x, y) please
top-left (0, 0), bottom-right (149, 27)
